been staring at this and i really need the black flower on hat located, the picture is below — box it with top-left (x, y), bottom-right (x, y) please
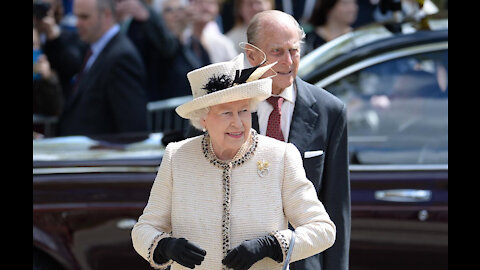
top-left (202, 74), bottom-right (233, 94)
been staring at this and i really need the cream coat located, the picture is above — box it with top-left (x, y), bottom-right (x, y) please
top-left (132, 132), bottom-right (336, 269)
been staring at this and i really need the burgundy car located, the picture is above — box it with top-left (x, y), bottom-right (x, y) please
top-left (34, 12), bottom-right (447, 270)
top-left (32, 136), bottom-right (448, 270)
top-left (33, 133), bottom-right (162, 269)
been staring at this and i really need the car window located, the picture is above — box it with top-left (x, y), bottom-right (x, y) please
top-left (322, 50), bottom-right (448, 165)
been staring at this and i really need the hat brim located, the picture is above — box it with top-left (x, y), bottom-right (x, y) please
top-left (176, 78), bottom-right (272, 119)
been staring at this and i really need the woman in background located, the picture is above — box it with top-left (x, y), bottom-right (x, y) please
top-left (303, 0), bottom-right (358, 56)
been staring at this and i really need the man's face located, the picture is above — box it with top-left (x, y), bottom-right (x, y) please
top-left (74, 0), bottom-right (104, 43)
top-left (247, 19), bottom-right (301, 95)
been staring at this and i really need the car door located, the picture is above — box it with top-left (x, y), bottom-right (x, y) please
top-left (315, 45), bottom-right (448, 269)
top-left (33, 159), bottom-right (158, 270)
top-left (33, 135), bottom-right (164, 270)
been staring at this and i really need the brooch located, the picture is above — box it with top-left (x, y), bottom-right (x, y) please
top-left (257, 160), bottom-right (269, 177)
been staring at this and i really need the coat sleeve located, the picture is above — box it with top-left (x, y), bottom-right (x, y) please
top-left (106, 44), bottom-right (148, 133)
top-left (274, 143), bottom-right (336, 263)
top-left (131, 143), bottom-right (175, 269)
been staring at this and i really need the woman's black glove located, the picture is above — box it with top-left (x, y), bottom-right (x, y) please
top-left (222, 234), bottom-right (282, 270)
top-left (153, 237), bottom-right (206, 269)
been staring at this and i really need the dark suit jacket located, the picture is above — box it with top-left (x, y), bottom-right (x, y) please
top-left (58, 32), bottom-right (148, 136)
top-left (252, 77), bottom-right (351, 270)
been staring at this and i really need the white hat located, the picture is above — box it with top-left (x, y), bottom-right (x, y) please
top-left (176, 53), bottom-right (275, 119)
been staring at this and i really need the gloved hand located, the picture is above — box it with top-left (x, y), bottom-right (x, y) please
top-left (153, 237), bottom-right (206, 269)
top-left (222, 235), bottom-right (282, 270)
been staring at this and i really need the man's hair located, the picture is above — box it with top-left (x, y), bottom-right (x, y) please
top-left (246, 10), bottom-right (306, 46)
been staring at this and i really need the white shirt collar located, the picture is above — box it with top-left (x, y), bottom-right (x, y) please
top-left (257, 83), bottom-right (297, 140)
top-left (91, 24), bottom-right (120, 56)
top-left (85, 24), bottom-right (120, 71)
top-left (272, 83), bottom-right (296, 104)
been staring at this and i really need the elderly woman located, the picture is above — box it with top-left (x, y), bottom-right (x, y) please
top-left (131, 53), bottom-right (336, 270)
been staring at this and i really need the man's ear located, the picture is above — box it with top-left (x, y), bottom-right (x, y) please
top-left (245, 44), bottom-right (259, 66)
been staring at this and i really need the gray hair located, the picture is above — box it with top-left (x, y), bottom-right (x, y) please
top-left (247, 10), bottom-right (306, 46)
top-left (188, 99), bottom-right (261, 131)
top-left (189, 107), bottom-right (210, 131)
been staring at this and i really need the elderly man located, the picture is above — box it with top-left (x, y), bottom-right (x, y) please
top-left (245, 10), bottom-right (351, 270)
top-left (58, 0), bottom-right (147, 136)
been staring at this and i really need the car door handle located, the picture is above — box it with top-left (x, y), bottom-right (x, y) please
top-left (116, 218), bottom-right (137, 230)
top-left (375, 189), bottom-right (432, 202)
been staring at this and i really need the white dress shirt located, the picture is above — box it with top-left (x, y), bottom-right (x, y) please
top-left (256, 84), bottom-right (296, 141)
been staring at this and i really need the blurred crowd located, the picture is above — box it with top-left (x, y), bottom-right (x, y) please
top-left (33, 0), bottom-right (447, 138)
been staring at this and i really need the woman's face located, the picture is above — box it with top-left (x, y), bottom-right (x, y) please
top-left (329, 0), bottom-right (358, 26)
top-left (163, 0), bottom-right (187, 36)
top-left (202, 99), bottom-right (252, 160)
top-left (189, 0), bottom-right (219, 25)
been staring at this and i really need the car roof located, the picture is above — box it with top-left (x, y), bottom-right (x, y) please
top-left (298, 14), bottom-right (448, 83)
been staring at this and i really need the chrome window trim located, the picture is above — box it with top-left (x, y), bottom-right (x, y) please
top-left (315, 41), bottom-right (448, 88)
top-left (298, 25), bottom-right (395, 77)
top-left (33, 164), bottom-right (448, 174)
top-left (349, 164), bottom-right (448, 172)
top-left (33, 166), bottom-right (159, 175)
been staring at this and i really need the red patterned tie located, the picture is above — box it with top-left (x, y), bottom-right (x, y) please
top-left (266, 96), bottom-right (285, 141)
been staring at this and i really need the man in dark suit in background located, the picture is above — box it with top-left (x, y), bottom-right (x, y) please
top-left (58, 0), bottom-right (148, 136)
top-left (245, 10), bottom-right (351, 270)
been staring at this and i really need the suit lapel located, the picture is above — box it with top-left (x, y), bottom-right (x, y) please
top-left (64, 62), bottom-right (99, 111)
top-left (288, 78), bottom-right (318, 156)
